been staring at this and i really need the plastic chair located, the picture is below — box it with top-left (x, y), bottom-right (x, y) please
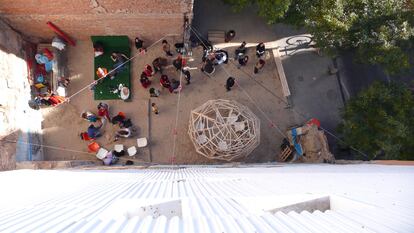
top-left (96, 148), bottom-right (108, 159)
top-left (114, 144), bottom-right (124, 153)
top-left (137, 137), bottom-right (148, 148)
top-left (127, 146), bottom-right (137, 156)
top-left (88, 142), bottom-right (100, 153)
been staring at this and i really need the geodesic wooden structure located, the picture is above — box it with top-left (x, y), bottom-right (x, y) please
top-left (188, 99), bottom-right (260, 161)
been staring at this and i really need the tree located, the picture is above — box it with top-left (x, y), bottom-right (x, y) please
top-left (338, 82), bottom-right (414, 160)
top-left (223, 0), bottom-right (293, 24)
top-left (223, 0), bottom-right (414, 75)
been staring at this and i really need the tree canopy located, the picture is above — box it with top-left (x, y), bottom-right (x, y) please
top-left (338, 82), bottom-right (414, 160)
top-left (223, 0), bottom-right (414, 74)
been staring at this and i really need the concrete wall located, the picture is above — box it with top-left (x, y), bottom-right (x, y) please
top-left (0, 19), bottom-right (43, 171)
top-left (0, 0), bottom-right (193, 42)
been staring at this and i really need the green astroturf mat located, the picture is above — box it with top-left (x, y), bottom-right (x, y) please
top-left (91, 36), bottom-right (131, 100)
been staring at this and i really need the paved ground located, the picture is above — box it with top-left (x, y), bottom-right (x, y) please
top-left (193, 0), bottom-right (345, 155)
top-left (337, 50), bottom-right (414, 99)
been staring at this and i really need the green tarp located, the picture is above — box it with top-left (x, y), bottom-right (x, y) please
top-left (91, 36), bottom-right (131, 100)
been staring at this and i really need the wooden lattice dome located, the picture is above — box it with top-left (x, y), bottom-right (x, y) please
top-left (188, 99), bottom-right (260, 161)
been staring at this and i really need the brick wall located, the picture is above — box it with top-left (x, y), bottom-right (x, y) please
top-left (0, 0), bottom-right (193, 42)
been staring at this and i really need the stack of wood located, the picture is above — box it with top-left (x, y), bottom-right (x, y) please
top-left (208, 30), bottom-right (225, 44)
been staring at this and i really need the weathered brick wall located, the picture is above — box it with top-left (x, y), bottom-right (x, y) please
top-left (0, 0), bottom-right (193, 42)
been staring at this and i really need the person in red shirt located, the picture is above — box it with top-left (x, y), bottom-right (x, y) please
top-left (160, 74), bottom-right (172, 92)
top-left (143, 64), bottom-right (153, 77)
top-left (97, 102), bottom-right (110, 120)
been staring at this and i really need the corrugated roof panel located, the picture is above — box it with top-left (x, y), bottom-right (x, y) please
top-left (288, 211), bottom-right (329, 233)
top-left (0, 165), bottom-right (414, 232)
top-left (261, 212), bottom-right (296, 233)
top-left (275, 211), bottom-right (314, 233)
top-left (300, 210), bottom-right (346, 233)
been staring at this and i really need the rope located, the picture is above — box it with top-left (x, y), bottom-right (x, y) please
top-left (54, 34), bottom-right (179, 108)
top-left (219, 65), bottom-right (287, 138)
top-left (171, 70), bottom-right (183, 165)
top-left (0, 138), bottom-right (94, 155)
top-left (227, 60), bottom-right (369, 158)
top-left (189, 25), bottom-right (370, 159)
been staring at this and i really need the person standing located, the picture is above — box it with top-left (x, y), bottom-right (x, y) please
top-left (182, 69), bottom-right (191, 85)
top-left (149, 87), bottom-right (160, 97)
top-left (235, 41), bottom-right (247, 59)
top-left (238, 55), bottom-right (249, 68)
top-left (162, 40), bottom-right (173, 56)
top-left (256, 42), bottom-right (265, 58)
top-left (173, 55), bottom-right (184, 71)
top-left (254, 59), bottom-right (266, 74)
top-left (134, 37), bottom-right (145, 53)
top-left (151, 103), bottom-right (159, 115)
top-left (226, 77), bottom-right (235, 91)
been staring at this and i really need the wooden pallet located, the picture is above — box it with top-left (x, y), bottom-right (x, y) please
top-left (208, 30), bottom-right (225, 44)
top-left (279, 146), bottom-right (293, 162)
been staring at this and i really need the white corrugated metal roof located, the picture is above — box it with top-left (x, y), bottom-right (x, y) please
top-left (0, 164), bottom-right (413, 232)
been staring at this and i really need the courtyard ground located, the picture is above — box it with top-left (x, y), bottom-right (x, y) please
top-left (41, 0), bottom-right (346, 164)
top-left (41, 36), bottom-right (295, 164)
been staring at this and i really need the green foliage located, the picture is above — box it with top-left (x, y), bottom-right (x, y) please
top-left (223, 0), bottom-right (293, 24)
top-left (223, 0), bottom-right (414, 74)
top-left (338, 82), bottom-right (414, 160)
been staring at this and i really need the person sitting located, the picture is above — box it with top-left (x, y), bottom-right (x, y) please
top-left (102, 151), bottom-right (119, 166)
top-left (140, 72), bottom-right (151, 88)
top-left (81, 111), bottom-right (98, 122)
top-left (171, 79), bottom-right (181, 93)
top-left (87, 123), bottom-right (103, 139)
top-left (114, 127), bottom-right (133, 141)
top-left (160, 74), bottom-right (172, 91)
top-left (225, 30), bottom-right (236, 42)
top-left (152, 57), bottom-right (168, 74)
top-left (97, 102), bottom-right (110, 120)
top-left (111, 52), bottom-right (128, 72)
top-left (93, 42), bottom-right (104, 57)
top-left (256, 42), bottom-right (265, 58)
top-left (143, 64), bottom-right (153, 77)
top-left (214, 50), bottom-right (228, 65)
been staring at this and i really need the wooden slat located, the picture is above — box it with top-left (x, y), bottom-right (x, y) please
top-left (272, 49), bottom-right (291, 97)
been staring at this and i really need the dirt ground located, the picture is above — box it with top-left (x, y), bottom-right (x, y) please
top-left (41, 37), bottom-right (297, 164)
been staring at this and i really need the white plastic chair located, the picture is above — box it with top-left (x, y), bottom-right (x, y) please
top-left (96, 148), bottom-right (108, 160)
top-left (127, 146), bottom-right (137, 156)
top-left (137, 137), bottom-right (148, 148)
top-left (114, 144), bottom-right (124, 153)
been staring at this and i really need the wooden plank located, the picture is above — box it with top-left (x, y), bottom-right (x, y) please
top-left (208, 30), bottom-right (225, 43)
top-left (272, 49), bottom-right (291, 97)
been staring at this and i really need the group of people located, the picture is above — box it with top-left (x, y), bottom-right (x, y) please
top-left (138, 39), bottom-right (191, 97)
top-left (79, 102), bottom-right (137, 165)
top-left (235, 41), bottom-right (266, 74)
top-left (80, 102), bottom-right (135, 141)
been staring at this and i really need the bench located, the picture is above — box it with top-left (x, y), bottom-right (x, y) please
top-left (272, 49), bottom-right (291, 99)
top-left (208, 30), bottom-right (225, 44)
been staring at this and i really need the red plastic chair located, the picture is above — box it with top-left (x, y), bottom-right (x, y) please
top-left (80, 132), bottom-right (93, 141)
top-left (88, 142), bottom-right (100, 153)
